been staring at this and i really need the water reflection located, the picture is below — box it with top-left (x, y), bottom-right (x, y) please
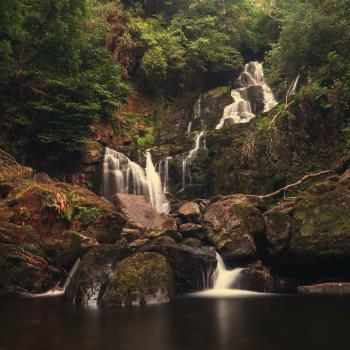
top-left (0, 295), bottom-right (350, 350)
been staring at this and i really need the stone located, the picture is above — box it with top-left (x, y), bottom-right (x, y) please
top-left (65, 242), bottom-right (130, 306)
top-left (297, 283), bottom-right (350, 295)
top-left (121, 228), bottom-right (143, 242)
top-left (182, 238), bottom-right (203, 248)
top-left (128, 239), bottom-right (150, 249)
top-left (204, 195), bottom-right (265, 262)
top-left (115, 194), bottom-right (177, 237)
top-left (178, 202), bottom-right (202, 224)
top-left (100, 252), bottom-right (173, 307)
top-left (34, 173), bottom-right (55, 184)
top-left (246, 85), bottom-right (265, 114)
top-left (263, 199), bottom-right (294, 255)
top-left (239, 261), bottom-right (274, 293)
top-left (289, 172), bottom-right (350, 260)
top-left (139, 242), bottom-right (216, 293)
top-left (179, 223), bottom-right (205, 239)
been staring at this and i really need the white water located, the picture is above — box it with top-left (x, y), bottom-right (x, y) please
top-left (216, 62), bottom-right (277, 129)
top-left (187, 95), bottom-right (202, 133)
top-left (159, 156), bottom-right (172, 194)
top-left (30, 258), bottom-right (81, 297)
top-left (287, 75), bottom-right (300, 97)
top-left (181, 131), bottom-right (207, 191)
top-left (145, 150), bottom-right (169, 213)
top-left (102, 147), bottom-right (169, 213)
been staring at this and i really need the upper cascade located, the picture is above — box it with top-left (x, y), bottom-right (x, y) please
top-left (102, 147), bottom-right (169, 213)
top-left (216, 62), bottom-right (277, 129)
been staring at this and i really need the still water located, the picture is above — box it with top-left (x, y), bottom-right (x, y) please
top-left (0, 294), bottom-right (349, 350)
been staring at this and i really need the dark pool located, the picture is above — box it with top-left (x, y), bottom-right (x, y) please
top-left (0, 294), bottom-right (349, 350)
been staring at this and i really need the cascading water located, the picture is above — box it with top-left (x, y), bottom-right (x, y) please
top-left (187, 95), bottom-right (202, 133)
top-left (181, 131), bottom-right (207, 191)
top-left (159, 156), bottom-right (172, 194)
top-left (31, 258), bottom-right (81, 297)
top-left (102, 147), bottom-right (169, 213)
top-left (287, 75), bottom-right (300, 97)
top-left (216, 62), bottom-right (277, 129)
top-left (145, 150), bottom-right (169, 213)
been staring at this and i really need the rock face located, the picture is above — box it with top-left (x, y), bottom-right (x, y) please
top-left (239, 262), bottom-right (274, 293)
top-left (263, 199), bottom-right (294, 256)
top-left (297, 283), bottom-right (350, 295)
top-left (0, 168), bottom-right (126, 295)
top-left (204, 195), bottom-right (265, 262)
top-left (140, 242), bottom-right (216, 293)
top-left (65, 242), bottom-right (130, 306)
top-left (100, 252), bottom-right (173, 307)
top-left (289, 172), bottom-right (350, 260)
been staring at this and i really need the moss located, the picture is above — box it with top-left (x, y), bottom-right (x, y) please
top-left (75, 206), bottom-right (102, 226)
top-left (101, 252), bottom-right (173, 307)
top-left (203, 86), bottom-right (229, 99)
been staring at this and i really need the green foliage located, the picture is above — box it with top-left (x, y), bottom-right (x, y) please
top-left (136, 128), bottom-right (155, 149)
top-left (75, 206), bottom-right (102, 226)
top-left (0, 0), bottom-right (130, 172)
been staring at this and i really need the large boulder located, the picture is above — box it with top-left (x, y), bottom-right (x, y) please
top-left (289, 172), bottom-right (350, 260)
top-left (65, 242), bottom-right (130, 306)
top-left (100, 252), bottom-right (173, 307)
top-left (263, 199), bottom-right (294, 256)
top-left (0, 170), bottom-right (127, 294)
top-left (115, 194), bottom-right (177, 239)
top-left (204, 195), bottom-right (265, 262)
top-left (139, 242), bottom-right (216, 293)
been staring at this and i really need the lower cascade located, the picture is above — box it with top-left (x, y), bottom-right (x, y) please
top-left (102, 147), bottom-right (169, 213)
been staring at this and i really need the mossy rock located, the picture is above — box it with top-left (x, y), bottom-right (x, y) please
top-left (290, 173), bottom-right (350, 259)
top-left (100, 252), bottom-right (173, 307)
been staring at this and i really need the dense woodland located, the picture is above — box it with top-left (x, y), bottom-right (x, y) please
top-left (0, 0), bottom-right (350, 174)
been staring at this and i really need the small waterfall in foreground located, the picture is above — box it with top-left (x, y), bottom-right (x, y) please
top-left (213, 253), bottom-right (243, 290)
top-left (216, 62), bottom-right (277, 129)
top-left (31, 258), bottom-right (81, 297)
top-left (102, 147), bottom-right (169, 213)
top-left (287, 75), bottom-right (300, 97)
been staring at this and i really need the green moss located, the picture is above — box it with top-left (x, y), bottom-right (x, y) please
top-left (75, 206), bottom-right (102, 226)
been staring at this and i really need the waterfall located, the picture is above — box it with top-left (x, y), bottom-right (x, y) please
top-left (145, 151), bottom-right (169, 213)
top-left (287, 75), bottom-right (300, 97)
top-left (216, 62), bottom-right (277, 129)
top-left (187, 95), bottom-right (202, 133)
top-left (102, 147), bottom-right (169, 213)
top-left (181, 131), bottom-right (207, 191)
top-left (31, 258), bottom-right (81, 297)
top-left (160, 156), bottom-right (171, 194)
top-left (213, 253), bottom-right (243, 290)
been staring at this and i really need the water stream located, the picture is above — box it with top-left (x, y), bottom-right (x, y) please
top-left (102, 147), bottom-right (169, 213)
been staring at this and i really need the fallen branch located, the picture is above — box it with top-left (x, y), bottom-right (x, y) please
top-left (257, 170), bottom-right (335, 200)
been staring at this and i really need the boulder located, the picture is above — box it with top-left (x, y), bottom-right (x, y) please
top-left (204, 195), bottom-right (265, 262)
top-left (115, 194), bottom-right (177, 237)
top-left (140, 242), bottom-right (216, 293)
top-left (182, 238), bottom-right (203, 248)
top-left (65, 242), bottom-right (130, 306)
top-left (178, 202), bottom-right (202, 224)
top-left (263, 199), bottom-right (294, 255)
top-left (289, 171), bottom-right (350, 260)
top-left (297, 282), bottom-right (350, 295)
top-left (239, 261), bottom-right (274, 293)
top-left (100, 252), bottom-right (173, 307)
top-left (179, 223), bottom-right (205, 240)
top-left (246, 85), bottom-right (265, 114)
top-left (82, 142), bottom-right (103, 164)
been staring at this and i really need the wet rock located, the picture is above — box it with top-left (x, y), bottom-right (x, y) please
top-left (182, 238), bottom-right (203, 248)
top-left (65, 242), bottom-right (130, 306)
top-left (140, 242), bottom-right (216, 293)
top-left (263, 200), bottom-right (294, 255)
top-left (128, 239), bottom-right (150, 249)
top-left (82, 142), bottom-right (104, 164)
top-left (115, 194), bottom-right (177, 237)
top-left (0, 243), bottom-right (61, 294)
top-left (204, 195), bottom-right (265, 262)
top-left (297, 282), bottom-right (350, 295)
top-left (178, 202), bottom-right (202, 224)
top-left (121, 228), bottom-right (143, 243)
top-left (100, 252), bottom-right (173, 307)
top-left (246, 85), bottom-right (265, 114)
top-left (179, 223), bottom-right (205, 240)
top-left (239, 261), bottom-right (274, 293)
